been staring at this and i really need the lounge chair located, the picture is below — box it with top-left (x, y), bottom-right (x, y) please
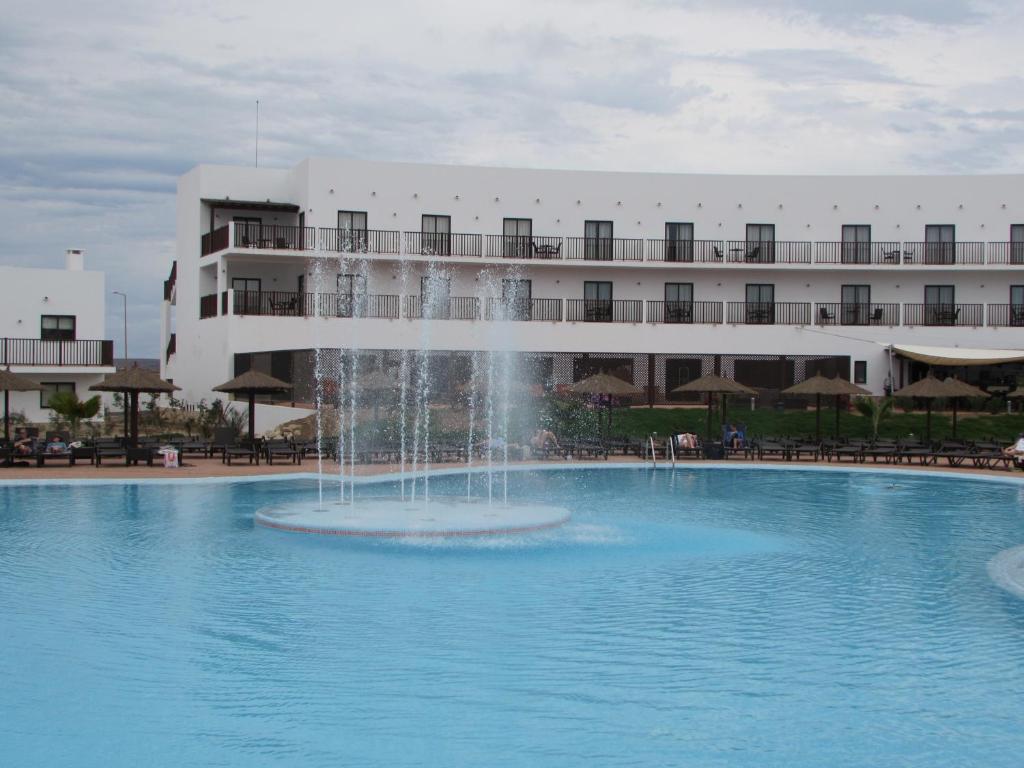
top-left (264, 439), bottom-right (302, 465)
top-left (223, 440), bottom-right (260, 465)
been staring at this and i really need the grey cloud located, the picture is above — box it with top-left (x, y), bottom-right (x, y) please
top-left (643, 0), bottom-right (991, 26)
top-left (726, 48), bottom-right (909, 86)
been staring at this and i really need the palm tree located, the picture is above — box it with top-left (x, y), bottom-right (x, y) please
top-left (47, 391), bottom-right (101, 437)
top-left (854, 396), bottom-right (894, 441)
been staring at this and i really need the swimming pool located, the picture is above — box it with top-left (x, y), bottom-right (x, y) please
top-left (2, 466), bottom-right (1023, 767)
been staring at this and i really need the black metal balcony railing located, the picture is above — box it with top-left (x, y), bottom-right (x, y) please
top-left (986, 304), bottom-right (1024, 327)
top-left (200, 225), bottom-right (230, 256)
top-left (163, 261), bottom-right (177, 301)
top-left (814, 242), bottom-right (902, 265)
top-left (565, 238), bottom-right (643, 262)
top-left (233, 223), bottom-right (315, 251)
top-left (484, 235), bottom-right (563, 259)
top-left (484, 298), bottom-right (563, 321)
top-left (199, 293), bottom-right (218, 319)
top-left (903, 303), bottom-right (984, 326)
top-left (318, 293), bottom-right (401, 319)
top-left (986, 242), bottom-right (1024, 265)
top-left (165, 333), bottom-right (176, 362)
top-left (319, 228), bottom-right (401, 255)
top-left (645, 301), bottom-right (723, 324)
top-left (901, 242), bottom-right (985, 265)
top-left (645, 240), bottom-right (725, 263)
top-left (404, 232), bottom-right (482, 257)
top-left (565, 299), bottom-right (643, 323)
top-left (725, 241), bottom-right (813, 264)
top-left (230, 291), bottom-right (401, 319)
top-left (815, 302), bottom-right (900, 326)
top-left (0, 338), bottom-right (114, 367)
top-left (726, 302), bottom-right (812, 325)
top-left (404, 296), bottom-right (480, 320)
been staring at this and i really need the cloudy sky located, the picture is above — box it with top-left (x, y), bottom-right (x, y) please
top-left (1, 0), bottom-right (1022, 356)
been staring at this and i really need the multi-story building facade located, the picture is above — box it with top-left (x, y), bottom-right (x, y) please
top-left (163, 158), bottom-right (1024, 417)
top-left (1, 249), bottom-right (115, 423)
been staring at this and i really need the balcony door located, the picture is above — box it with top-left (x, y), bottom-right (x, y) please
top-left (665, 222), bottom-right (694, 262)
top-left (585, 220), bottom-right (613, 261)
top-left (422, 214), bottom-right (451, 256)
top-left (665, 283), bottom-right (693, 323)
top-left (745, 283), bottom-right (774, 324)
top-left (841, 284), bottom-right (870, 325)
top-left (420, 274), bottom-right (451, 319)
top-left (503, 218), bottom-right (532, 258)
top-left (841, 225), bottom-right (871, 264)
top-left (502, 278), bottom-right (532, 320)
top-left (338, 210), bottom-right (368, 252)
top-left (233, 216), bottom-right (262, 248)
top-left (337, 274), bottom-right (367, 318)
top-left (925, 284), bottom-right (955, 325)
top-left (745, 223), bottom-right (775, 263)
top-left (1010, 285), bottom-right (1024, 326)
top-left (1011, 224), bottom-right (1024, 264)
top-left (925, 225), bottom-right (955, 265)
top-left (584, 280), bottom-right (613, 321)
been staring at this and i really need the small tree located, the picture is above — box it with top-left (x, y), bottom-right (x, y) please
top-left (854, 396), bottom-right (894, 440)
top-left (47, 391), bottom-right (102, 437)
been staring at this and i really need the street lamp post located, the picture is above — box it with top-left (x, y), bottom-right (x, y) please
top-left (112, 291), bottom-right (128, 364)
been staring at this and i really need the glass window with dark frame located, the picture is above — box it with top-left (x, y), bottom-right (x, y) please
top-left (337, 274), bottom-right (367, 318)
top-left (664, 283), bottom-right (693, 323)
top-left (40, 381), bottom-right (75, 408)
top-left (744, 224), bottom-right (775, 263)
top-left (924, 225), bottom-right (955, 265)
top-left (924, 284), bottom-right (956, 325)
top-left (841, 225), bottom-right (871, 264)
top-left (421, 215), bottom-right (451, 255)
top-left (502, 218), bottom-right (532, 258)
top-left (840, 284), bottom-right (871, 325)
top-left (231, 278), bottom-right (262, 314)
top-left (1010, 285), bottom-right (1024, 326)
top-left (337, 211), bottom-right (368, 252)
top-left (584, 221), bottom-right (613, 261)
top-left (501, 278), bottom-right (532, 320)
top-left (1011, 225), bottom-right (1024, 264)
top-left (420, 274), bottom-right (451, 319)
top-left (745, 284), bottom-right (774, 324)
top-left (664, 223), bottom-right (694, 263)
top-left (40, 315), bottom-right (75, 342)
top-left (853, 361), bottom-right (867, 385)
top-left (584, 281), bottom-right (613, 321)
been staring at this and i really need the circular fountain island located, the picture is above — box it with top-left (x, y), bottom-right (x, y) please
top-left (256, 496), bottom-right (571, 538)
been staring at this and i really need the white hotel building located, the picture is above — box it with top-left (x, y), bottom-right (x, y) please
top-left (162, 158), bottom-right (1024, 415)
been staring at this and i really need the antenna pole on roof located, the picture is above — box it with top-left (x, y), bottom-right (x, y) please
top-left (255, 99), bottom-right (260, 168)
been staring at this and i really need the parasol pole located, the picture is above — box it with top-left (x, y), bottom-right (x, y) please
top-left (815, 392), bottom-right (821, 441)
top-left (249, 391), bottom-right (257, 442)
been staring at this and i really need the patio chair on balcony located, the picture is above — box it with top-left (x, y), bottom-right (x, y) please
top-left (869, 307), bottom-right (884, 324)
top-left (713, 246), bottom-right (724, 261)
top-left (270, 297), bottom-right (298, 316)
top-left (818, 307), bottom-right (835, 323)
top-left (1011, 306), bottom-right (1024, 326)
top-left (744, 245), bottom-right (762, 262)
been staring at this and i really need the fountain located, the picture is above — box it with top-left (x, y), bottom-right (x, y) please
top-left (255, 243), bottom-right (571, 538)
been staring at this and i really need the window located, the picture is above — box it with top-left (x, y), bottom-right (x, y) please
top-left (584, 220), bottom-right (613, 261)
top-left (841, 225), bottom-right (871, 264)
top-left (924, 225), bottom-right (955, 265)
top-left (503, 218), bottom-right (532, 258)
top-left (665, 223), bottom-right (694, 262)
top-left (40, 381), bottom-right (75, 408)
top-left (745, 283), bottom-right (774, 324)
top-left (664, 283), bottom-right (694, 323)
top-left (841, 285), bottom-right (871, 325)
top-left (421, 214), bottom-right (451, 255)
top-left (1010, 286), bottom-right (1024, 326)
top-left (233, 216), bottom-right (262, 247)
top-left (1011, 225), bottom-right (1024, 264)
top-left (584, 281), bottom-right (612, 321)
top-left (231, 278), bottom-right (262, 293)
top-left (854, 361), bottom-right (867, 385)
top-left (745, 223), bottom-right (775, 263)
top-left (41, 315), bottom-right (75, 341)
top-left (925, 284), bottom-right (956, 325)
top-left (337, 274), bottom-right (367, 318)
top-left (502, 278), bottom-right (532, 320)
top-left (337, 211), bottom-right (368, 251)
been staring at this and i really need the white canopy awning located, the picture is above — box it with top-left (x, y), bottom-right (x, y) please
top-left (885, 343), bottom-right (1024, 366)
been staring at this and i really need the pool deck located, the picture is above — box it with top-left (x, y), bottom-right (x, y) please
top-left (2, 455), bottom-right (1021, 481)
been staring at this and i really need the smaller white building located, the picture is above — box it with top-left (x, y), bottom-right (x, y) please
top-left (0, 249), bottom-right (116, 425)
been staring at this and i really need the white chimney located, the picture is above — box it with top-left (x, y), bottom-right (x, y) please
top-left (65, 248), bottom-right (84, 271)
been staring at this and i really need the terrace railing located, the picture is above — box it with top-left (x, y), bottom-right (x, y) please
top-left (725, 241), bottom-right (813, 264)
top-left (645, 300), bottom-right (723, 324)
top-left (901, 242), bottom-right (984, 265)
top-left (319, 228), bottom-right (401, 254)
top-left (565, 299), bottom-right (643, 323)
top-left (232, 223), bottom-right (315, 251)
top-left (0, 338), bottom-right (114, 367)
top-left (200, 225), bottom-right (229, 256)
top-left (986, 242), bottom-right (1024, 265)
top-left (484, 298), bottom-right (563, 321)
top-left (404, 296), bottom-right (480, 320)
top-left (484, 235), bottom-right (563, 259)
top-left (987, 304), bottom-right (1024, 327)
top-left (645, 240), bottom-right (725, 263)
top-left (903, 303), bottom-right (983, 326)
top-left (404, 232), bottom-right (482, 257)
top-left (565, 237), bottom-right (643, 262)
top-left (199, 293), bottom-right (218, 319)
top-left (726, 301), bottom-right (812, 325)
top-left (814, 302), bottom-right (900, 326)
top-left (814, 242), bottom-right (902, 265)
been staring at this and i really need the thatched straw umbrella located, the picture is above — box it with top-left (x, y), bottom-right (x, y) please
top-left (90, 365), bottom-right (180, 447)
top-left (672, 374), bottom-right (757, 439)
top-left (213, 370), bottom-right (292, 441)
top-left (782, 373), bottom-right (870, 440)
top-left (570, 373), bottom-right (642, 434)
top-left (941, 377), bottom-right (988, 438)
top-left (0, 368), bottom-right (42, 442)
top-left (892, 373), bottom-right (957, 443)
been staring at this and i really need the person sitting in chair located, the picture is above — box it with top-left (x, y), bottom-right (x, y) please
top-left (725, 423), bottom-right (743, 449)
top-left (46, 435), bottom-right (68, 454)
top-left (13, 428), bottom-right (34, 456)
top-left (530, 428), bottom-right (560, 452)
top-left (1003, 432), bottom-right (1024, 458)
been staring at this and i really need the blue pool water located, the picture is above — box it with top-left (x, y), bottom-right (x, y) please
top-left (2, 467), bottom-right (1024, 767)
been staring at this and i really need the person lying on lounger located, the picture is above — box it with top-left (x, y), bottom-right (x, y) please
top-left (46, 435), bottom-right (68, 454)
top-left (1003, 433), bottom-right (1024, 457)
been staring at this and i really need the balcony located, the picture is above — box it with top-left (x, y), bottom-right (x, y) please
top-left (814, 242), bottom-right (902, 265)
top-left (987, 304), bottom-right (1024, 327)
top-left (484, 235), bottom-right (563, 259)
top-left (0, 338), bottom-right (114, 367)
top-left (645, 240), bottom-right (724, 263)
top-left (986, 242), bottom-right (1024, 265)
top-left (404, 296), bottom-right (480, 320)
top-left (565, 299), bottom-right (643, 323)
top-left (901, 242), bottom-right (984, 265)
top-left (231, 290), bottom-right (401, 320)
top-left (726, 302), bottom-right (812, 325)
top-left (726, 241), bottom-right (812, 264)
top-left (200, 223), bottom-right (315, 256)
top-left (319, 228), bottom-right (401, 255)
top-left (565, 237), bottom-right (643, 262)
top-left (199, 293), bottom-right (218, 319)
top-left (814, 302), bottom-right (899, 326)
top-left (404, 232), bottom-right (482, 257)
top-left (484, 298), bottom-right (563, 321)
top-left (163, 261), bottom-right (177, 301)
top-left (903, 303), bottom-right (983, 326)
top-left (165, 333), bottom-right (176, 363)
top-left (645, 301), bottom-right (723, 324)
